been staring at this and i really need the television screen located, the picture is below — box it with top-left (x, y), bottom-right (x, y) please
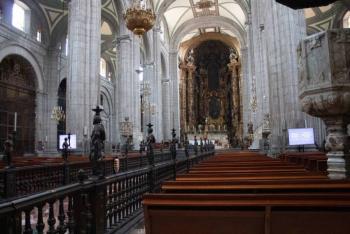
top-left (59, 134), bottom-right (77, 149)
top-left (288, 128), bottom-right (315, 146)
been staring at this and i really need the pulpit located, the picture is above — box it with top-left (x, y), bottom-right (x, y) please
top-left (298, 29), bottom-right (350, 179)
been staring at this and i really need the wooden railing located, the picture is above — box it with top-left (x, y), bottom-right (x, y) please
top-left (0, 150), bottom-right (176, 200)
top-left (0, 149), bottom-right (214, 233)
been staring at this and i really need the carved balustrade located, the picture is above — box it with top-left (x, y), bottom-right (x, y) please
top-left (0, 150), bottom-right (174, 201)
top-left (0, 150), bottom-right (215, 233)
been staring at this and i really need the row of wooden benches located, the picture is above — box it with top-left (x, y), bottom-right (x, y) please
top-left (143, 151), bottom-right (350, 234)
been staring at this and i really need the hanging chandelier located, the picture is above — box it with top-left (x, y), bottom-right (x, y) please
top-left (51, 106), bottom-right (65, 123)
top-left (124, 0), bottom-right (156, 36)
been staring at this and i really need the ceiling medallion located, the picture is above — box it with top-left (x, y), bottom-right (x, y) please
top-left (124, 0), bottom-right (156, 36)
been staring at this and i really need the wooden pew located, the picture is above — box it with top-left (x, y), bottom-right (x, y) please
top-left (161, 179), bottom-right (350, 193)
top-left (143, 151), bottom-right (350, 234)
top-left (143, 193), bottom-right (350, 234)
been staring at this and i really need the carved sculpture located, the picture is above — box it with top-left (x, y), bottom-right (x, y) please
top-left (146, 123), bottom-right (156, 166)
top-left (3, 134), bottom-right (14, 168)
top-left (89, 106), bottom-right (106, 177)
top-left (299, 29), bottom-right (350, 179)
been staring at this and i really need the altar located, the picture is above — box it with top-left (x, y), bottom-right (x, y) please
top-left (187, 131), bottom-right (230, 149)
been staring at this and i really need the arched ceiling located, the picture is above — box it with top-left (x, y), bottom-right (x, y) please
top-left (152, 0), bottom-right (248, 40)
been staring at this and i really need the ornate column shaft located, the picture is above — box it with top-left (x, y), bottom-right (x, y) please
top-left (228, 60), bottom-right (241, 140)
top-left (179, 63), bottom-right (187, 133)
top-left (66, 0), bottom-right (101, 150)
top-left (187, 64), bottom-right (196, 131)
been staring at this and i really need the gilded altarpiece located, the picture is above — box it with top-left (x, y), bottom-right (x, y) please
top-left (180, 40), bottom-right (242, 147)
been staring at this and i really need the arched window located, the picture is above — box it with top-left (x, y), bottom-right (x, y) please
top-left (12, 0), bottom-right (30, 32)
top-left (343, 11), bottom-right (350, 28)
top-left (100, 58), bottom-right (107, 78)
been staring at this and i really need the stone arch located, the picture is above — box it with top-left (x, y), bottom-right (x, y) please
top-left (178, 32), bottom-right (241, 63)
top-left (171, 16), bottom-right (246, 51)
top-left (155, 0), bottom-right (250, 27)
top-left (333, 7), bottom-right (350, 29)
top-left (0, 44), bottom-right (44, 92)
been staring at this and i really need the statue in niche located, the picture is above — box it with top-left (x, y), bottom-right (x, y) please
top-left (263, 114), bottom-right (271, 131)
top-left (247, 121), bottom-right (254, 135)
top-left (186, 49), bottom-right (195, 65)
top-left (229, 48), bottom-right (239, 63)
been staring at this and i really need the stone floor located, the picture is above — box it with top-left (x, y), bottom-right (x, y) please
top-left (127, 220), bottom-right (145, 234)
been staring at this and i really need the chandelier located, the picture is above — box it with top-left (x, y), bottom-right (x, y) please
top-left (124, 0), bottom-right (156, 36)
top-left (51, 106), bottom-right (65, 123)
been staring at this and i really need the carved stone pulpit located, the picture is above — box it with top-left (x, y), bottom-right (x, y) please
top-left (298, 29), bottom-right (350, 179)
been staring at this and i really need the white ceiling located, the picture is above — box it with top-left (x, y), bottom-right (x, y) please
top-left (152, 0), bottom-right (247, 41)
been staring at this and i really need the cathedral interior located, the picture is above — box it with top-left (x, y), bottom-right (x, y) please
top-left (0, 0), bottom-right (350, 233)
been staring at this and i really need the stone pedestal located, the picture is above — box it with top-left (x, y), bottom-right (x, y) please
top-left (299, 29), bottom-right (350, 179)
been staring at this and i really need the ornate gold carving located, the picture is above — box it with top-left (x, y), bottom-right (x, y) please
top-left (124, 1), bottom-right (156, 36)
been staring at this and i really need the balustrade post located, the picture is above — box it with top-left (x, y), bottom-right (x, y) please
top-left (89, 183), bottom-right (107, 233)
top-left (171, 129), bottom-right (177, 180)
top-left (4, 168), bottom-right (16, 198)
top-left (74, 169), bottom-right (107, 234)
top-left (146, 123), bottom-right (156, 192)
top-left (63, 163), bottom-right (70, 185)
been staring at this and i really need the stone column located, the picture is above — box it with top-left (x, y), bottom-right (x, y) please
top-left (116, 34), bottom-right (133, 143)
top-left (131, 36), bottom-right (142, 147)
top-left (169, 50), bottom-right (180, 135)
top-left (66, 0), bottom-right (101, 150)
top-left (152, 28), bottom-right (163, 140)
top-left (162, 78), bottom-right (171, 140)
top-left (44, 49), bottom-right (61, 153)
top-left (251, 0), bottom-right (306, 154)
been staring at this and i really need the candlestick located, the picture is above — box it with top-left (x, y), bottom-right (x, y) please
top-left (14, 112), bottom-right (17, 132)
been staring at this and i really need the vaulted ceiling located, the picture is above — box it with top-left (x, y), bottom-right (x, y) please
top-left (152, 0), bottom-right (248, 42)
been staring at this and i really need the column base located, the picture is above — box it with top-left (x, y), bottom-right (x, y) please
top-left (327, 151), bottom-right (349, 180)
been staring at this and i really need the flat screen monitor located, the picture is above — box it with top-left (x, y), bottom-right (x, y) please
top-left (288, 128), bottom-right (314, 146)
top-left (59, 134), bottom-right (77, 149)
